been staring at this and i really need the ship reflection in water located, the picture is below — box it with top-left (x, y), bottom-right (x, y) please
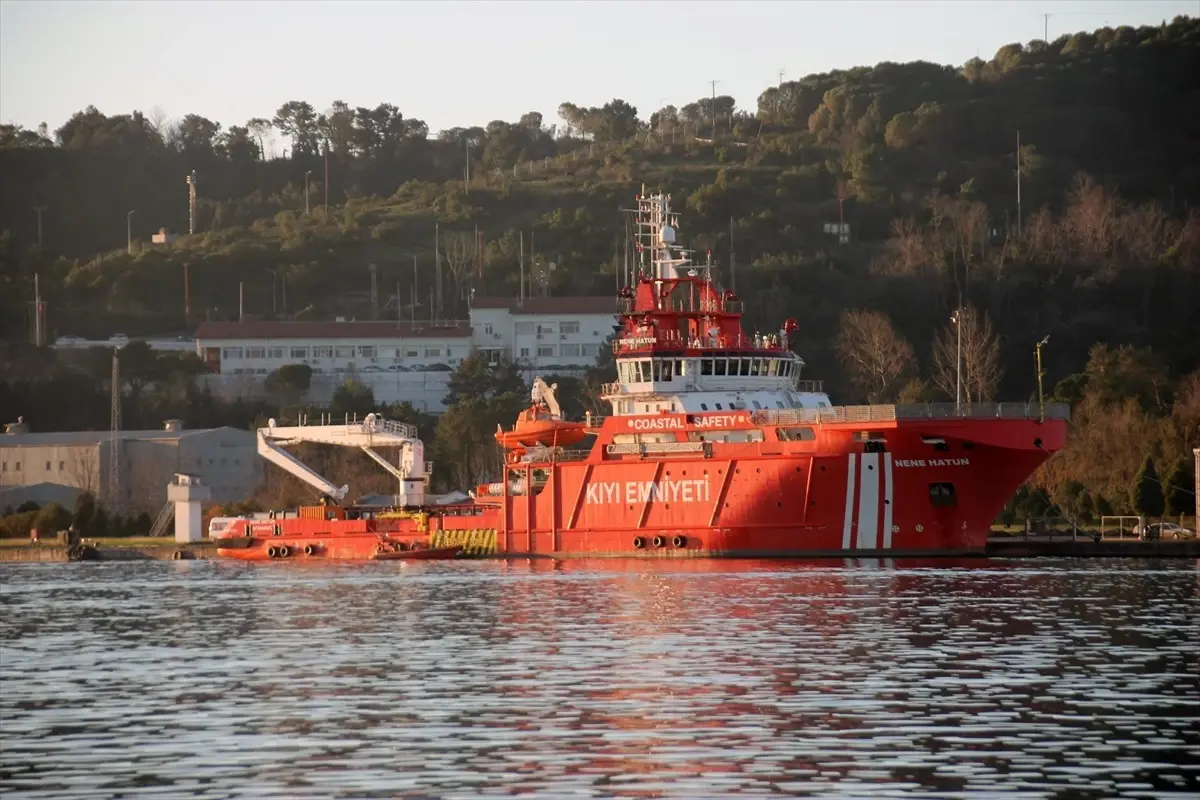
top-left (1, 559), bottom-right (1197, 798)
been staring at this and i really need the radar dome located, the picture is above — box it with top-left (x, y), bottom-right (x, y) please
top-left (659, 225), bottom-right (676, 244)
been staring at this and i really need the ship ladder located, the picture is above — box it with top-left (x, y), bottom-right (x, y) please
top-left (149, 501), bottom-right (175, 537)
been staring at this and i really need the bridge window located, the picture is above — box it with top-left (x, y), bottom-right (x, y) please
top-left (701, 359), bottom-right (713, 376)
top-left (715, 359), bottom-right (727, 376)
top-left (777, 426), bottom-right (816, 441)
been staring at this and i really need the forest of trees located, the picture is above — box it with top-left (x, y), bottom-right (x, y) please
top-left (1, 17), bottom-right (1197, 524)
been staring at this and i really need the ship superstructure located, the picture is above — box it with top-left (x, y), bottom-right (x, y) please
top-left (215, 189), bottom-right (1069, 561)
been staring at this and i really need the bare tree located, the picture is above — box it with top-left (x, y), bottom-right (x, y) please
top-left (441, 231), bottom-right (475, 310)
top-left (835, 310), bottom-right (916, 403)
top-left (931, 306), bottom-right (1003, 404)
top-left (65, 447), bottom-right (101, 495)
top-left (147, 105), bottom-right (170, 139)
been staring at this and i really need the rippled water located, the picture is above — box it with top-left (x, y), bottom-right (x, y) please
top-left (2, 558), bottom-right (1198, 799)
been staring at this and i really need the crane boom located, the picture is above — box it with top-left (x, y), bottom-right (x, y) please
top-left (256, 414), bottom-right (427, 506)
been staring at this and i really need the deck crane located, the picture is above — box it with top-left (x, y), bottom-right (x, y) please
top-left (256, 413), bottom-right (427, 506)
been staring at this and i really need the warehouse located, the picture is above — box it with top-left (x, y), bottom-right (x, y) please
top-left (0, 419), bottom-right (259, 514)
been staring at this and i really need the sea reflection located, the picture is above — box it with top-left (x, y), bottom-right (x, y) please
top-left (1, 558), bottom-right (1197, 798)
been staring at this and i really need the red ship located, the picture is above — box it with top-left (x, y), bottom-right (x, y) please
top-left (214, 190), bottom-right (1068, 561)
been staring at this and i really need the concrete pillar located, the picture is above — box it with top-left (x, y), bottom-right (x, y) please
top-left (167, 473), bottom-right (212, 544)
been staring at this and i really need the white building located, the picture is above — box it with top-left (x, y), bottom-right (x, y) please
top-left (192, 297), bottom-right (618, 410)
top-left (468, 296), bottom-right (617, 372)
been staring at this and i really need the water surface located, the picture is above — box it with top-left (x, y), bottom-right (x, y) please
top-left (2, 558), bottom-right (1198, 798)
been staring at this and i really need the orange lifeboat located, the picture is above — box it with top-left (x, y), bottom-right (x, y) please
top-left (495, 407), bottom-right (588, 449)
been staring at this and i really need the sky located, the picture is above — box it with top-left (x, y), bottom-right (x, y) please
top-left (1, 0), bottom-right (1196, 147)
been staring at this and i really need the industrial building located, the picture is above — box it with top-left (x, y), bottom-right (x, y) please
top-left (192, 296), bottom-right (618, 410)
top-left (0, 419), bottom-right (259, 514)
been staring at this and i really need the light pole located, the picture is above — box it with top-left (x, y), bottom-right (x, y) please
top-left (951, 308), bottom-right (962, 410)
top-left (127, 210), bottom-right (136, 256)
top-left (304, 170), bottom-right (312, 215)
top-left (1036, 335), bottom-right (1050, 422)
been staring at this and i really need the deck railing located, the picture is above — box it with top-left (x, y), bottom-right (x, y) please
top-left (579, 402), bottom-right (1069, 430)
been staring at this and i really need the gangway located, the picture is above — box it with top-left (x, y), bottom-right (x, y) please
top-left (257, 413), bottom-right (427, 506)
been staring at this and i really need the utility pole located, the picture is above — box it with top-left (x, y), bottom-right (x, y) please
top-left (412, 255), bottom-right (418, 326)
top-left (434, 222), bottom-right (442, 321)
top-left (186, 171), bottom-right (198, 235)
top-left (183, 262), bottom-right (191, 327)
top-left (1044, 13), bottom-right (1052, 44)
top-left (31, 273), bottom-right (45, 347)
top-left (464, 140), bottom-right (471, 194)
top-left (323, 144), bottom-right (329, 220)
top-left (239, 281), bottom-right (244, 323)
top-left (519, 230), bottom-right (525, 301)
top-left (126, 210), bottom-right (136, 255)
top-left (729, 216), bottom-right (736, 292)
top-left (952, 308), bottom-right (963, 411)
top-left (369, 263), bottom-right (379, 320)
top-left (305, 170), bottom-right (313, 215)
top-left (108, 347), bottom-right (122, 514)
top-left (1016, 130), bottom-right (1022, 238)
top-left (33, 205), bottom-right (46, 249)
top-left (1036, 335), bottom-right (1050, 422)
top-left (709, 79), bottom-right (720, 139)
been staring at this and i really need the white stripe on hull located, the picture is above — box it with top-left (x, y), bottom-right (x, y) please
top-left (882, 453), bottom-right (894, 549)
top-left (856, 453), bottom-right (879, 549)
top-left (842, 454), bottom-right (857, 549)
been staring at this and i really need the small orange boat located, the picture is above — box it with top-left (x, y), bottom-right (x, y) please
top-left (495, 378), bottom-right (589, 450)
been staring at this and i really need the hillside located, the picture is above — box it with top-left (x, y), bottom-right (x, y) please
top-left (1, 17), bottom-right (1198, 521)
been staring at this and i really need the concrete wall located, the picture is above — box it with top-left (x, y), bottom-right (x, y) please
top-left (199, 371), bottom-right (453, 411)
top-left (177, 430), bottom-right (261, 504)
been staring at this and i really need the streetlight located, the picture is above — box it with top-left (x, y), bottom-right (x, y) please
top-left (304, 170), bottom-right (313, 216)
top-left (127, 210), bottom-right (136, 256)
top-left (33, 205), bottom-right (46, 249)
top-left (1036, 335), bottom-right (1050, 422)
top-left (951, 308), bottom-right (962, 411)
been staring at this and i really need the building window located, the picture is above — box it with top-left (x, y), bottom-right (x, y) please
top-left (484, 323), bottom-right (494, 335)
top-left (267, 347), bottom-right (284, 359)
top-left (424, 347), bottom-right (441, 358)
top-left (537, 346), bottom-right (555, 357)
top-left (519, 347), bottom-right (530, 358)
top-left (335, 346), bottom-right (354, 358)
top-left (290, 347), bottom-right (308, 359)
top-left (58, 461), bottom-right (65, 471)
top-left (14, 462), bottom-right (20, 471)
top-left (313, 346), bottom-right (333, 359)
top-left (561, 344), bottom-right (581, 357)
top-left (222, 347), bottom-right (243, 359)
top-left (515, 322), bottom-right (534, 334)
top-left (245, 347), bottom-right (266, 359)
top-left (45, 461), bottom-right (51, 471)
top-left (581, 344), bottom-right (600, 357)
top-left (560, 321), bottom-right (580, 334)
top-left (358, 346), bottom-right (376, 358)
top-left (537, 323), bottom-right (557, 335)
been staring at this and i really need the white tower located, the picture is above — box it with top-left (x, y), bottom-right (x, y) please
top-left (168, 473), bottom-right (211, 543)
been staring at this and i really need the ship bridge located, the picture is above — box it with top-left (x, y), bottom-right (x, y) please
top-left (605, 190), bottom-right (830, 417)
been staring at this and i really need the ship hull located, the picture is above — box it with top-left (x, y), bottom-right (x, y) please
top-left (215, 417), bottom-right (1063, 561)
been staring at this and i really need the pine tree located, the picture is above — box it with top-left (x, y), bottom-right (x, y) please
top-left (1163, 459), bottom-right (1193, 517)
top-left (1130, 455), bottom-right (1165, 518)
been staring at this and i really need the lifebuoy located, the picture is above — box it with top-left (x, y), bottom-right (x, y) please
top-left (277, 545), bottom-right (290, 558)
top-left (267, 546), bottom-right (278, 558)
top-left (672, 535), bottom-right (686, 548)
top-left (172, 550), bottom-right (184, 560)
top-left (375, 544), bottom-right (387, 555)
top-left (632, 537), bottom-right (645, 549)
top-left (652, 536), bottom-right (665, 548)
top-left (303, 544), bottom-right (317, 556)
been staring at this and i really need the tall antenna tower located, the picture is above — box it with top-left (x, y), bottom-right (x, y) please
top-left (107, 347), bottom-right (122, 513)
top-left (186, 171), bottom-right (198, 235)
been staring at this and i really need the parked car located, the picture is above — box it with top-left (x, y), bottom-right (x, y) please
top-left (1135, 522), bottom-right (1196, 540)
